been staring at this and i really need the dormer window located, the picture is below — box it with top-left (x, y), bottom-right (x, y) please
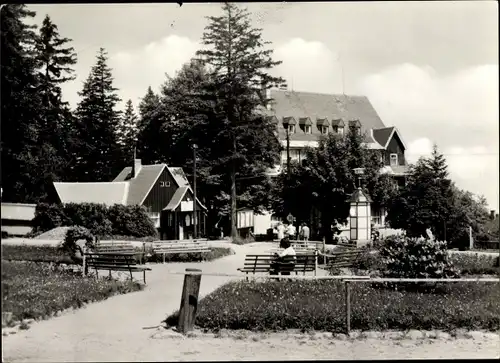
top-left (299, 117), bottom-right (312, 134)
top-left (289, 125), bottom-right (295, 133)
top-left (316, 117), bottom-right (330, 135)
top-left (390, 153), bottom-right (398, 166)
top-left (305, 125), bottom-right (312, 134)
top-left (333, 126), bottom-right (344, 135)
top-left (282, 117), bottom-right (297, 135)
top-left (349, 119), bottom-right (362, 136)
top-left (331, 119), bottom-right (345, 135)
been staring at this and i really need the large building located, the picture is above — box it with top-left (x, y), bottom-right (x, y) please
top-left (253, 89), bottom-right (410, 236)
top-left (51, 160), bottom-right (207, 240)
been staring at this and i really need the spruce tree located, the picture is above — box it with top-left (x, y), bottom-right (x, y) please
top-left (137, 86), bottom-right (164, 164)
top-left (117, 99), bottom-right (139, 160)
top-left (196, 3), bottom-right (285, 238)
top-left (34, 14), bottom-right (77, 185)
top-left (72, 48), bottom-right (122, 182)
top-left (1, 5), bottom-right (44, 202)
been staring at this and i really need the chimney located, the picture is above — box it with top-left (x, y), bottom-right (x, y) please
top-left (131, 148), bottom-right (142, 179)
top-left (490, 210), bottom-right (495, 220)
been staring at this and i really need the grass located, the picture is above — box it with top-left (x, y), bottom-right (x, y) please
top-left (1, 244), bottom-right (75, 264)
top-left (1, 260), bottom-right (143, 323)
top-left (165, 279), bottom-right (500, 333)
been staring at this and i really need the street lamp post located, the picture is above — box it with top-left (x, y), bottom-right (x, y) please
top-left (281, 119), bottom-right (291, 176)
top-left (193, 144), bottom-right (198, 239)
top-left (349, 168), bottom-right (372, 248)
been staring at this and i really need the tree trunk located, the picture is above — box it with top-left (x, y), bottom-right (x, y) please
top-left (230, 135), bottom-right (238, 239)
top-left (321, 212), bottom-right (334, 244)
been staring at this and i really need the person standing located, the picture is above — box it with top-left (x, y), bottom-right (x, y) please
top-left (276, 222), bottom-right (285, 241)
top-left (302, 223), bottom-right (310, 242)
top-left (286, 223), bottom-right (297, 240)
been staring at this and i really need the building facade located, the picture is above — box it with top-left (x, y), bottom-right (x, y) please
top-left (51, 160), bottom-right (207, 240)
top-left (254, 89), bottom-right (409, 237)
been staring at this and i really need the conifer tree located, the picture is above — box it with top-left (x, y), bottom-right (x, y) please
top-left (117, 99), bottom-right (139, 160)
top-left (72, 48), bottom-right (122, 182)
top-left (137, 86), bottom-right (164, 164)
top-left (196, 3), bottom-right (285, 238)
top-left (1, 5), bottom-right (44, 202)
top-left (34, 14), bottom-right (77, 184)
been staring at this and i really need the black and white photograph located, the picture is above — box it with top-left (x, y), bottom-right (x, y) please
top-left (1, 2), bottom-right (499, 361)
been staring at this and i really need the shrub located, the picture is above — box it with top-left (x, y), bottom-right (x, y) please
top-left (450, 253), bottom-right (499, 275)
top-left (164, 280), bottom-right (500, 332)
top-left (31, 203), bottom-right (68, 234)
top-left (2, 260), bottom-right (143, 322)
top-left (62, 226), bottom-right (95, 257)
top-left (379, 235), bottom-right (460, 278)
top-left (31, 203), bottom-right (158, 238)
top-left (108, 205), bottom-right (158, 237)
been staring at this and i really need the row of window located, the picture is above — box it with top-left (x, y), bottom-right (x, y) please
top-left (282, 150), bottom-right (400, 166)
top-left (286, 124), bottom-right (358, 136)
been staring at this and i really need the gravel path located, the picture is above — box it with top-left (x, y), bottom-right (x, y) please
top-left (2, 241), bottom-right (499, 361)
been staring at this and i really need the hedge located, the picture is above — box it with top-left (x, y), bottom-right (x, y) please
top-left (31, 202), bottom-right (158, 238)
top-left (165, 280), bottom-right (500, 332)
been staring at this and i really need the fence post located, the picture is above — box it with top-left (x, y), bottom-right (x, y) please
top-left (314, 249), bottom-right (318, 276)
top-left (177, 268), bottom-right (202, 334)
top-left (323, 237), bottom-right (326, 265)
top-left (345, 280), bottom-right (351, 335)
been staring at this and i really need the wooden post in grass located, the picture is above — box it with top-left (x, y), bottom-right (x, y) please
top-left (345, 281), bottom-right (351, 335)
top-left (177, 268), bottom-right (202, 334)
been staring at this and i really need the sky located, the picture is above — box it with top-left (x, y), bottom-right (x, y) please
top-left (27, 2), bottom-right (499, 211)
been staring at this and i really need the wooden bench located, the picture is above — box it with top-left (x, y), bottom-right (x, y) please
top-left (324, 249), bottom-right (364, 272)
top-left (238, 252), bottom-right (318, 279)
top-left (94, 241), bottom-right (145, 264)
top-left (291, 240), bottom-right (325, 250)
top-left (83, 252), bottom-right (152, 283)
top-left (152, 240), bottom-right (211, 263)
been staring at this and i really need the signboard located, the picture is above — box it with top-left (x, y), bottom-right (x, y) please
top-left (286, 213), bottom-right (295, 223)
top-left (180, 201), bottom-right (193, 212)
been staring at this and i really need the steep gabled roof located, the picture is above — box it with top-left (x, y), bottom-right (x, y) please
top-left (372, 126), bottom-right (407, 150)
top-left (168, 167), bottom-right (191, 188)
top-left (53, 182), bottom-right (129, 206)
top-left (113, 164), bottom-right (166, 205)
top-left (163, 186), bottom-right (207, 211)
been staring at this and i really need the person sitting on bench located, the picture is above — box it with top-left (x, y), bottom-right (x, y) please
top-left (270, 237), bottom-right (297, 276)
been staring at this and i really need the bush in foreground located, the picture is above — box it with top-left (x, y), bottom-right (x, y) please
top-left (165, 280), bottom-right (500, 332)
top-left (379, 235), bottom-right (460, 278)
top-left (2, 261), bottom-right (144, 322)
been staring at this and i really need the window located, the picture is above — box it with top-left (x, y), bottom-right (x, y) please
top-left (390, 153), bottom-right (398, 166)
top-left (332, 126), bottom-right (345, 135)
top-left (321, 126), bottom-right (328, 134)
top-left (168, 213), bottom-right (173, 226)
top-left (159, 181), bottom-right (170, 187)
top-left (288, 125), bottom-right (295, 133)
top-left (305, 125), bottom-right (312, 134)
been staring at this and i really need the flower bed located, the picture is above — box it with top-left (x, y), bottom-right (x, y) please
top-left (142, 247), bottom-right (235, 263)
top-left (165, 280), bottom-right (500, 332)
top-left (2, 260), bottom-right (143, 323)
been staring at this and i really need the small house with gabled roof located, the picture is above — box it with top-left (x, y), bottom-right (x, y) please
top-left (52, 159), bottom-right (207, 240)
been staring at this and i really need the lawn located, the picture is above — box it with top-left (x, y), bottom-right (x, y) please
top-left (165, 279), bottom-right (500, 333)
top-left (2, 260), bottom-right (144, 324)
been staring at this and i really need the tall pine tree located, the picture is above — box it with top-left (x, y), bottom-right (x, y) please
top-left (72, 48), bottom-right (122, 182)
top-left (137, 86), bottom-right (164, 164)
top-left (117, 99), bottom-right (139, 160)
top-left (34, 14), bottom-right (77, 188)
top-left (1, 5), bottom-right (44, 202)
top-left (196, 3), bottom-right (285, 237)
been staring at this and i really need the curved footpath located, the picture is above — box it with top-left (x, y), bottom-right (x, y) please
top-left (2, 241), bottom-right (499, 361)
